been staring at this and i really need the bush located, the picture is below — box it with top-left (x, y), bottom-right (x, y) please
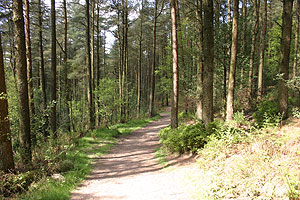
top-left (159, 123), bottom-right (209, 154)
top-left (253, 100), bottom-right (281, 127)
top-left (0, 170), bottom-right (41, 198)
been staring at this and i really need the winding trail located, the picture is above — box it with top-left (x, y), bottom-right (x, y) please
top-left (70, 113), bottom-right (195, 200)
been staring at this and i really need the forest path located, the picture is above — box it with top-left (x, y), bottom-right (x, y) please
top-left (70, 113), bottom-right (196, 200)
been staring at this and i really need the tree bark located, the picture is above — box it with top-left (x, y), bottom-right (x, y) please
top-left (96, 0), bottom-right (101, 127)
top-left (50, 0), bottom-right (57, 135)
top-left (170, 0), bottom-right (179, 129)
top-left (248, 0), bottom-right (260, 108)
top-left (0, 33), bottom-right (15, 171)
top-left (293, 0), bottom-right (300, 79)
top-left (241, 0), bottom-right (247, 89)
top-left (279, 0), bottom-right (293, 119)
top-left (226, 0), bottom-right (238, 121)
top-left (137, 0), bottom-right (144, 119)
top-left (196, 0), bottom-right (203, 120)
top-left (63, 0), bottom-right (70, 131)
top-left (38, 0), bottom-right (48, 136)
top-left (86, 0), bottom-right (95, 128)
top-left (202, 0), bottom-right (214, 124)
top-left (24, 0), bottom-right (35, 132)
top-left (13, 0), bottom-right (32, 165)
top-left (257, 0), bottom-right (267, 100)
top-left (149, 0), bottom-right (158, 117)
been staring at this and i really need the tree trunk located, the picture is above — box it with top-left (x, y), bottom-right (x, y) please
top-left (13, 0), bottom-right (32, 165)
top-left (50, 0), bottom-right (57, 135)
top-left (241, 0), bottom-right (247, 89)
top-left (91, 0), bottom-right (95, 92)
top-left (96, 0), bottom-right (101, 127)
top-left (293, 0), bottom-right (299, 79)
top-left (170, 0), bottom-right (179, 129)
top-left (279, 0), bottom-right (294, 119)
top-left (0, 33), bottom-right (15, 171)
top-left (248, 0), bottom-right (260, 108)
top-left (202, 0), bottom-right (214, 124)
top-left (257, 0), bottom-right (267, 100)
top-left (149, 0), bottom-right (158, 117)
top-left (86, 0), bottom-right (95, 128)
top-left (38, 0), bottom-right (48, 136)
top-left (63, 0), bottom-right (70, 131)
top-left (196, 0), bottom-right (203, 120)
top-left (137, 0), bottom-right (144, 119)
top-left (224, 0), bottom-right (231, 111)
top-left (226, 0), bottom-right (239, 121)
top-left (24, 0), bottom-right (35, 133)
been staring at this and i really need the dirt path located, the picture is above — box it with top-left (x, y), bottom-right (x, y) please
top-left (70, 113), bottom-right (195, 200)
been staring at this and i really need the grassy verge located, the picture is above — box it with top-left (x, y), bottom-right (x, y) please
top-left (15, 115), bottom-right (160, 200)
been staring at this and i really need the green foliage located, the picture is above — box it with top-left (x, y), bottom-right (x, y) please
top-left (253, 100), bottom-right (282, 127)
top-left (94, 78), bottom-right (120, 126)
top-left (292, 107), bottom-right (300, 119)
top-left (159, 123), bottom-right (209, 154)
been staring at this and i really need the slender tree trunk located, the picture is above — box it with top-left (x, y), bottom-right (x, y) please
top-left (137, 0), bottom-right (144, 119)
top-left (38, 0), bottom-right (48, 136)
top-left (226, 0), bottom-right (238, 121)
top-left (170, 0), bottom-right (179, 129)
top-left (13, 0), bottom-right (32, 165)
top-left (241, 0), bottom-right (247, 89)
top-left (196, 0), bottom-right (203, 120)
top-left (96, 1), bottom-right (101, 127)
top-left (224, 0), bottom-right (231, 111)
top-left (50, 0), bottom-right (57, 135)
top-left (293, 0), bottom-right (299, 79)
top-left (248, 0), bottom-right (260, 108)
top-left (279, 0), bottom-right (294, 119)
top-left (202, 0), bottom-right (214, 124)
top-left (63, 0), bottom-right (70, 131)
top-left (257, 0), bottom-right (267, 100)
top-left (0, 33), bottom-right (15, 171)
top-left (149, 0), bottom-right (158, 117)
top-left (24, 0), bottom-right (35, 132)
top-left (86, 0), bottom-right (95, 128)
top-left (91, 0), bottom-right (95, 92)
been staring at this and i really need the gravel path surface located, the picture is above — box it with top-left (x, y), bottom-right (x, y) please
top-left (70, 113), bottom-right (195, 200)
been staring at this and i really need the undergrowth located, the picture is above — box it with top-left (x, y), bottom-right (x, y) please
top-left (1, 116), bottom-right (159, 200)
top-left (159, 104), bottom-right (300, 199)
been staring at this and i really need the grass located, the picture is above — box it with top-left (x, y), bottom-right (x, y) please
top-left (15, 115), bottom-right (160, 200)
top-left (184, 118), bottom-right (300, 200)
top-left (155, 148), bottom-right (168, 166)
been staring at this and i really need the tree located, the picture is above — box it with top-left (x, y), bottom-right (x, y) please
top-left (226, 0), bottom-right (238, 121)
top-left (196, 0), bottom-right (203, 120)
top-left (0, 33), bottom-right (15, 171)
top-left (247, 0), bottom-right (260, 107)
top-left (257, 0), bottom-right (268, 100)
top-left (24, 0), bottom-right (35, 130)
top-left (149, 0), bottom-right (158, 117)
top-left (293, 0), bottom-right (300, 80)
top-left (137, 0), bottom-right (144, 119)
top-left (13, 0), bottom-right (32, 165)
top-left (170, 0), bottom-right (179, 129)
top-left (86, 0), bottom-right (95, 128)
top-left (63, 0), bottom-right (70, 131)
top-left (278, 0), bottom-right (294, 118)
top-left (50, 0), bottom-right (57, 134)
top-left (202, 0), bottom-right (214, 124)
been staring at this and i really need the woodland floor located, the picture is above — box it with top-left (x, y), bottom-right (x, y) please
top-left (70, 113), bottom-right (197, 200)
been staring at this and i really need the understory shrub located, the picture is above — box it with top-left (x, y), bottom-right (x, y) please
top-left (159, 123), bottom-right (209, 154)
top-left (159, 117), bottom-right (249, 155)
top-left (253, 100), bottom-right (282, 127)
